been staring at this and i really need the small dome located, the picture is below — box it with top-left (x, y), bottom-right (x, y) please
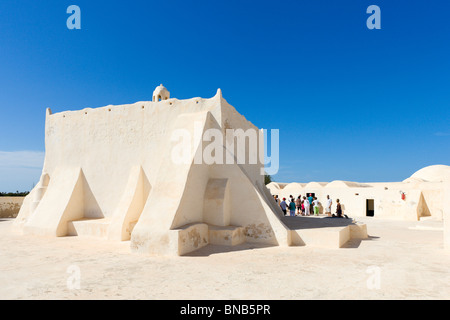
top-left (283, 182), bottom-right (305, 190)
top-left (404, 165), bottom-right (450, 183)
top-left (152, 84), bottom-right (170, 102)
top-left (304, 181), bottom-right (327, 189)
top-left (325, 180), bottom-right (370, 188)
top-left (266, 182), bottom-right (281, 190)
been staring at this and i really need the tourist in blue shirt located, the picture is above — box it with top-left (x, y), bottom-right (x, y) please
top-left (308, 194), bottom-right (314, 215)
top-left (288, 200), bottom-right (296, 216)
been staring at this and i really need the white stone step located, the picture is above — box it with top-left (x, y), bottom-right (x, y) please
top-left (172, 223), bottom-right (247, 255)
top-left (67, 218), bottom-right (110, 238)
top-left (289, 223), bottom-right (368, 248)
top-left (208, 225), bottom-right (245, 246)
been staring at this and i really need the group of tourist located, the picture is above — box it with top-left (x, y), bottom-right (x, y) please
top-left (273, 194), bottom-right (347, 218)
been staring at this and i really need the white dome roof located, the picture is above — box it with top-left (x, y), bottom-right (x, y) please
top-left (404, 165), bottom-right (450, 183)
top-left (325, 180), bottom-right (370, 188)
top-left (153, 84), bottom-right (168, 93)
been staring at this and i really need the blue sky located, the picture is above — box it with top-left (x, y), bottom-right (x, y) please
top-left (0, 0), bottom-right (449, 191)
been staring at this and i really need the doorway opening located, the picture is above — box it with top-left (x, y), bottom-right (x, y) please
top-left (366, 199), bottom-right (374, 217)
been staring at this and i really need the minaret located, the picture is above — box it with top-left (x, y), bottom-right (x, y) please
top-left (152, 84), bottom-right (170, 102)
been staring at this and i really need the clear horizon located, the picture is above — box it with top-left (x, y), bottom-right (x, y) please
top-left (0, 0), bottom-right (449, 192)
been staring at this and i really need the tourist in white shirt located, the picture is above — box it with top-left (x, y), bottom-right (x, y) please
top-left (303, 196), bottom-right (310, 216)
top-left (325, 195), bottom-right (332, 217)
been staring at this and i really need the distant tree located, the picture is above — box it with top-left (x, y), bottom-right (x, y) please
top-left (0, 191), bottom-right (29, 197)
top-left (264, 173), bottom-right (272, 185)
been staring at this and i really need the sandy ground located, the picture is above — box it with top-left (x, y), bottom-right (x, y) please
top-left (0, 217), bottom-right (449, 300)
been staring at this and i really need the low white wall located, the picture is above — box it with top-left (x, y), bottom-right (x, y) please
top-left (268, 181), bottom-right (444, 221)
top-left (0, 197), bottom-right (24, 218)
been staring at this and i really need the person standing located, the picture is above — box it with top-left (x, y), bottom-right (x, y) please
top-left (335, 199), bottom-right (342, 217)
top-left (289, 200), bottom-right (296, 217)
top-left (313, 197), bottom-right (319, 216)
top-left (295, 196), bottom-right (302, 216)
top-left (303, 196), bottom-right (310, 216)
top-left (308, 193), bottom-right (314, 215)
top-left (280, 198), bottom-right (287, 216)
top-left (325, 195), bottom-right (332, 217)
